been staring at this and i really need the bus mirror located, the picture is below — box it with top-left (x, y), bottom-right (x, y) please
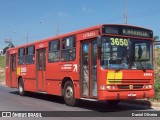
top-left (97, 35), bottom-right (102, 47)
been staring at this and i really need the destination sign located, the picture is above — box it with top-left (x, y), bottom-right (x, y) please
top-left (122, 28), bottom-right (151, 38)
top-left (102, 25), bottom-right (153, 38)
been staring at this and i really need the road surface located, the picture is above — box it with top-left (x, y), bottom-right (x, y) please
top-left (0, 85), bottom-right (159, 120)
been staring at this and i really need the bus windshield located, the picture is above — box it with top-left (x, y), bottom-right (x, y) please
top-left (100, 36), bottom-right (153, 70)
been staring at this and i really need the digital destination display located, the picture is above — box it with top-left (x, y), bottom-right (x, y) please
top-left (102, 25), bottom-right (153, 38)
top-left (122, 28), bottom-right (151, 38)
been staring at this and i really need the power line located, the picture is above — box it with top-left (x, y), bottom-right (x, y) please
top-left (108, 0), bottom-right (125, 23)
top-left (128, 7), bottom-right (160, 18)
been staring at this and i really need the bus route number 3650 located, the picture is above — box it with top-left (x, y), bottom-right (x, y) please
top-left (110, 38), bottom-right (128, 46)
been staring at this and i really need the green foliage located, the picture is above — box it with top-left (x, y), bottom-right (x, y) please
top-left (153, 77), bottom-right (160, 100)
top-left (3, 46), bottom-right (9, 54)
top-left (154, 36), bottom-right (159, 41)
top-left (152, 49), bottom-right (160, 101)
top-left (0, 56), bottom-right (6, 84)
top-left (0, 56), bottom-right (6, 69)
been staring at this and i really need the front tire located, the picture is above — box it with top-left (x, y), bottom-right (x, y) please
top-left (18, 78), bottom-right (25, 96)
top-left (63, 81), bottom-right (77, 106)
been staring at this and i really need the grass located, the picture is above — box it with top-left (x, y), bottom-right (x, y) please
top-left (0, 56), bottom-right (6, 84)
top-left (0, 56), bottom-right (6, 69)
top-left (152, 48), bottom-right (160, 101)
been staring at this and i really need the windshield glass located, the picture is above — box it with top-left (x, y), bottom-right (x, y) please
top-left (100, 36), bottom-right (153, 70)
top-left (131, 39), bottom-right (153, 70)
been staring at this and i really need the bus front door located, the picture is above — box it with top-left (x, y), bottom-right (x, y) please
top-left (10, 54), bottom-right (17, 87)
top-left (37, 48), bottom-right (46, 92)
top-left (81, 40), bottom-right (97, 98)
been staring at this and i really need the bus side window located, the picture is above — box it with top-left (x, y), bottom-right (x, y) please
top-left (26, 45), bottom-right (35, 64)
top-left (18, 48), bottom-right (25, 65)
top-left (48, 40), bottom-right (60, 62)
top-left (61, 36), bottom-right (76, 61)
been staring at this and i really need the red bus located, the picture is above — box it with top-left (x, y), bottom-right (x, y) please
top-left (6, 24), bottom-right (154, 106)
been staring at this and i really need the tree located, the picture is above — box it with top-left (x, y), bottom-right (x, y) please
top-left (3, 43), bottom-right (15, 54)
top-left (154, 36), bottom-right (159, 41)
top-left (3, 46), bottom-right (9, 54)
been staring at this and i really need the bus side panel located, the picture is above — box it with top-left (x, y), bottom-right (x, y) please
top-left (73, 81), bottom-right (80, 99)
top-left (21, 64), bottom-right (36, 92)
top-left (24, 79), bottom-right (37, 92)
top-left (46, 80), bottom-right (61, 96)
top-left (46, 63), bottom-right (62, 95)
top-left (46, 62), bottom-right (80, 98)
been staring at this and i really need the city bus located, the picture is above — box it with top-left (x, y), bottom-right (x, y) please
top-left (6, 24), bottom-right (154, 106)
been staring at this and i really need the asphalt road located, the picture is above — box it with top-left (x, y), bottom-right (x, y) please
top-left (0, 85), bottom-right (159, 120)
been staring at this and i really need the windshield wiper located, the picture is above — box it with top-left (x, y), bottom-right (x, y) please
top-left (115, 67), bottom-right (123, 72)
top-left (136, 61), bottom-right (146, 72)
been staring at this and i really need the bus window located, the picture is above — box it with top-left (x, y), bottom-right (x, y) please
top-left (26, 45), bottom-right (35, 64)
top-left (18, 48), bottom-right (25, 65)
top-left (101, 37), bottom-right (129, 69)
top-left (131, 40), bottom-right (152, 70)
top-left (62, 36), bottom-right (76, 61)
top-left (48, 40), bottom-right (60, 62)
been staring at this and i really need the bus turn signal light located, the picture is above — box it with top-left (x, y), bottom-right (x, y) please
top-left (144, 85), bottom-right (152, 89)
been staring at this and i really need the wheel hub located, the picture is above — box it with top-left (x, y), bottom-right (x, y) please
top-left (19, 84), bottom-right (23, 93)
top-left (65, 86), bottom-right (73, 99)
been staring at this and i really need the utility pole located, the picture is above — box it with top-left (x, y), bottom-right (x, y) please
top-left (124, 0), bottom-right (128, 24)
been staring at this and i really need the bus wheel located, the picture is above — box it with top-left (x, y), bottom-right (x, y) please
top-left (107, 100), bottom-right (120, 106)
top-left (64, 81), bottom-right (77, 106)
top-left (18, 78), bottom-right (25, 96)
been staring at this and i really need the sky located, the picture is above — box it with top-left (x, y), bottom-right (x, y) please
top-left (0, 0), bottom-right (160, 49)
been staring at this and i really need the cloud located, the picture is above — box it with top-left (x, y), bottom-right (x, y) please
top-left (82, 7), bottom-right (93, 13)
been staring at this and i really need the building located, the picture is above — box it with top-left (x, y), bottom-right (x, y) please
top-left (154, 41), bottom-right (160, 49)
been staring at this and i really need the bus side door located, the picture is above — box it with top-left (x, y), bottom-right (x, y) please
top-left (81, 39), bottom-right (97, 98)
top-left (36, 48), bottom-right (46, 91)
top-left (10, 54), bottom-right (17, 87)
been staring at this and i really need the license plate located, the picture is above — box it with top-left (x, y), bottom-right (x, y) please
top-left (128, 93), bottom-right (136, 97)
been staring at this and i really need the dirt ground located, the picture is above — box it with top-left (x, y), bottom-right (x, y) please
top-left (0, 68), bottom-right (5, 84)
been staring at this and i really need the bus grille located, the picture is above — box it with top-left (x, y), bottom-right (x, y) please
top-left (108, 79), bottom-right (150, 84)
top-left (117, 85), bottom-right (143, 89)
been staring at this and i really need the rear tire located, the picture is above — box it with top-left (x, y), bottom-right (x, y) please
top-left (63, 81), bottom-right (77, 106)
top-left (18, 78), bottom-right (25, 96)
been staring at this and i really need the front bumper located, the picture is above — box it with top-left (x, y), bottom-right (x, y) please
top-left (98, 89), bottom-right (154, 100)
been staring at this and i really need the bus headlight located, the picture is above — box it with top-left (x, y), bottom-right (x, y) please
top-left (144, 85), bottom-right (152, 89)
top-left (100, 85), bottom-right (106, 90)
top-left (106, 85), bottom-right (115, 89)
top-left (100, 85), bottom-right (116, 90)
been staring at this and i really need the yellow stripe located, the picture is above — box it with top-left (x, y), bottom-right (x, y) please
top-left (17, 68), bottom-right (20, 75)
top-left (106, 71), bottom-right (123, 84)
